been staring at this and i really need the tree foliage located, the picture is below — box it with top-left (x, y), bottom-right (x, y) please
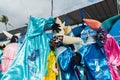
top-left (0, 15), bottom-right (8, 26)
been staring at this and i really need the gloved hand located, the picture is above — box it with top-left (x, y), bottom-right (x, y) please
top-left (50, 35), bottom-right (63, 51)
top-left (51, 22), bottom-right (61, 33)
top-left (71, 52), bottom-right (82, 66)
top-left (68, 44), bottom-right (75, 51)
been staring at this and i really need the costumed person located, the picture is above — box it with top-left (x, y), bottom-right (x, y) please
top-left (0, 45), bottom-right (5, 79)
top-left (1, 31), bottom-right (21, 73)
top-left (1, 16), bottom-right (54, 80)
top-left (50, 18), bottom-right (84, 80)
top-left (102, 14), bottom-right (120, 46)
top-left (44, 19), bottom-right (62, 80)
top-left (77, 18), bottom-right (112, 80)
top-left (52, 18), bottom-right (83, 45)
top-left (44, 50), bottom-right (58, 80)
top-left (83, 18), bottom-right (120, 80)
top-left (44, 30), bottom-right (60, 80)
top-left (101, 14), bottom-right (120, 80)
top-left (104, 33), bottom-right (120, 80)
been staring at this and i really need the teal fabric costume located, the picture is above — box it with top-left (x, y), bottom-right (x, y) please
top-left (0, 50), bottom-right (3, 79)
top-left (1, 16), bottom-right (54, 80)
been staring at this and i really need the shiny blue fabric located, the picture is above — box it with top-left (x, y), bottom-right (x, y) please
top-left (76, 66), bottom-right (84, 80)
top-left (78, 43), bottom-right (112, 80)
top-left (1, 16), bottom-right (54, 80)
top-left (0, 49), bottom-right (2, 54)
top-left (0, 50), bottom-right (3, 79)
top-left (57, 47), bottom-right (78, 80)
top-left (109, 19), bottom-right (120, 45)
top-left (81, 26), bottom-right (96, 42)
top-left (72, 25), bottom-right (84, 37)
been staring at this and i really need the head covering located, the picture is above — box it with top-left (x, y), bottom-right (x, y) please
top-left (83, 18), bottom-right (101, 30)
top-left (102, 14), bottom-right (120, 32)
top-left (83, 18), bottom-right (107, 46)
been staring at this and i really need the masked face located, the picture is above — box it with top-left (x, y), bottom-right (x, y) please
top-left (96, 27), bottom-right (107, 46)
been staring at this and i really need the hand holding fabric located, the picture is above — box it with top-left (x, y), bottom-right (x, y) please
top-left (51, 22), bottom-right (61, 33)
top-left (71, 52), bottom-right (82, 66)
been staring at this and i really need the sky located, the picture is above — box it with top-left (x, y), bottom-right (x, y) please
top-left (0, 0), bottom-right (103, 32)
top-left (0, 0), bottom-right (51, 32)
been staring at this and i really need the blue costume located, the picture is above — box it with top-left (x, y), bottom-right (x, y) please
top-left (1, 16), bottom-right (54, 80)
top-left (56, 46), bottom-right (79, 80)
top-left (78, 43), bottom-right (112, 80)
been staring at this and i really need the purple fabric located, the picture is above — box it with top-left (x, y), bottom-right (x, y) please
top-left (96, 27), bottom-right (108, 45)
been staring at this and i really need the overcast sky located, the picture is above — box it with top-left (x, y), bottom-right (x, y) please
top-left (0, 0), bottom-right (52, 32)
top-left (0, 0), bottom-right (103, 32)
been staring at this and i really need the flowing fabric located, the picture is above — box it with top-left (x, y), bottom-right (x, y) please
top-left (56, 46), bottom-right (79, 80)
top-left (78, 43), bottom-right (112, 80)
top-left (0, 50), bottom-right (3, 78)
top-left (0, 50), bottom-right (2, 70)
top-left (44, 51), bottom-right (57, 80)
top-left (2, 43), bottom-right (20, 73)
top-left (104, 34), bottom-right (120, 80)
top-left (1, 16), bottom-right (54, 80)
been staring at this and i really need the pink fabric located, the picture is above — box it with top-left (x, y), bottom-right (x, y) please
top-left (104, 34), bottom-right (120, 80)
top-left (0, 64), bottom-right (2, 70)
top-left (2, 43), bottom-right (19, 72)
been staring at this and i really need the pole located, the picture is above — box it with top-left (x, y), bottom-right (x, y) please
top-left (51, 0), bottom-right (53, 17)
top-left (117, 0), bottom-right (120, 14)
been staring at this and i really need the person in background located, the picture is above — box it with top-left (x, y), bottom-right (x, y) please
top-left (2, 35), bottom-right (20, 73)
top-left (0, 44), bottom-right (6, 78)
